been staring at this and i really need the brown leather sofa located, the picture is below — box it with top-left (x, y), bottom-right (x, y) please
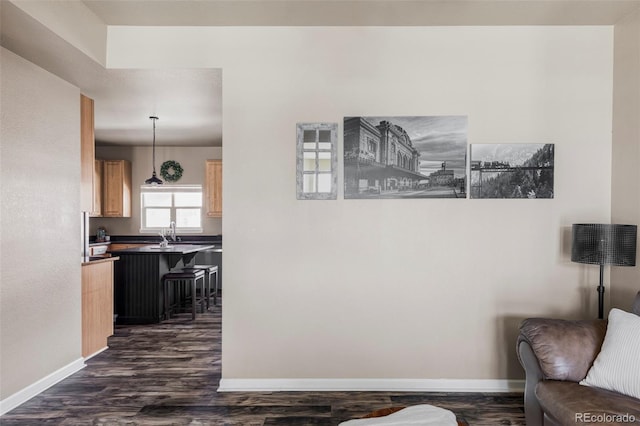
top-left (516, 292), bottom-right (640, 426)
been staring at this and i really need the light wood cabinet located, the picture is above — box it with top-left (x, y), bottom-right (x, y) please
top-left (82, 260), bottom-right (115, 358)
top-left (103, 160), bottom-right (132, 217)
top-left (206, 160), bottom-right (222, 217)
top-left (91, 159), bottom-right (103, 217)
top-left (80, 95), bottom-right (95, 212)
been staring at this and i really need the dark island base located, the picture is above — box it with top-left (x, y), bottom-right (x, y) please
top-left (111, 244), bottom-right (217, 325)
top-left (114, 253), bottom-right (194, 324)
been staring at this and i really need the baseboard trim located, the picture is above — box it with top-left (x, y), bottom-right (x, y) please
top-left (83, 346), bottom-right (109, 361)
top-left (218, 378), bottom-right (525, 393)
top-left (0, 358), bottom-right (85, 416)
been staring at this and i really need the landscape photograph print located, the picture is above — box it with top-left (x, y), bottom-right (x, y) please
top-left (343, 116), bottom-right (468, 199)
top-left (470, 143), bottom-right (555, 199)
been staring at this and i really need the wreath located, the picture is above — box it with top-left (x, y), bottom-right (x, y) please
top-left (160, 160), bottom-right (183, 182)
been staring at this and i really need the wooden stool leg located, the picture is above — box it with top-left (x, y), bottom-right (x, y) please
top-left (205, 272), bottom-right (211, 310)
top-left (213, 270), bottom-right (218, 305)
top-left (189, 280), bottom-right (196, 320)
top-left (190, 278), bottom-right (196, 320)
top-left (200, 276), bottom-right (206, 313)
top-left (164, 279), bottom-right (170, 320)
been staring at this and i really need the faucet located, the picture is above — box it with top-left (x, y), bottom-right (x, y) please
top-left (158, 229), bottom-right (169, 248)
top-left (169, 221), bottom-right (177, 242)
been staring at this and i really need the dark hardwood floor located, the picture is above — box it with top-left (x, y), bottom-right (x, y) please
top-left (1, 297), bottom-right (525, 425)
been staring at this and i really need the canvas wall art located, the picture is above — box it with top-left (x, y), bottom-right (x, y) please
top-left (343, 116), bottom-right (468, 199)
top-left (470, 143), bottom-right (554, 199)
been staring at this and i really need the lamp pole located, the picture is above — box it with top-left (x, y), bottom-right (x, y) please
top-left (598, 264), bottom-right (605, 320)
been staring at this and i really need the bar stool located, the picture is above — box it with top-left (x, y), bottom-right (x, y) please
top-left (162, 269), bottom-right (206, 320)
top-left (182, 265), bottom-right (218, 309)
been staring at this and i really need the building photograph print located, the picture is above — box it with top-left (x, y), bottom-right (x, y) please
top-left (470, 143), bottom-right (555, 199)
top-left (343, 116), bottom-right (468, 199)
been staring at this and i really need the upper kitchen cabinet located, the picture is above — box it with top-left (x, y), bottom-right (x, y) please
top-left (93, 160), bottom-right (103, 217)
top-left (206, 160), bottom-right (222, 217)
top-left (80, 95), bottom-right (103, 216)
top-left (80, 95), bottom-right (95, 213)
top-left (103, 160), bottom-right (132, 217)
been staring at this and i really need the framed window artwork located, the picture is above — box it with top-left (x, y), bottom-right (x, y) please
top-left (296, 123), bottom-right (338, 200)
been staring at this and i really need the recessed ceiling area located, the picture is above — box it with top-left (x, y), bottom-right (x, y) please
top-left (82, 0), bottom-right (640, 26)
top-left (92, 68), bottom-right (222, 147)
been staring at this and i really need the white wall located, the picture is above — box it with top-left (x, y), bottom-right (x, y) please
top-left (9, 0), bottom-right (107, 66)
top-left (0, 48), bottom-right (82, 401)
top-left (612, 8), bottom-right (640, 308)
top-left (91, 145), bottom-right (222, 236)
top-left (110, 26), bottom-right (614, 384)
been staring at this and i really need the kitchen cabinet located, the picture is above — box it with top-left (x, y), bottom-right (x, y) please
top-left (82, 259), bottom-right (116, 358)
top-left (80, 94), bottom-right (95, 213)
top-left (91, 159), bottom-right (103, 217)
top-left (103, 160), bottom-right (132, 217)
top-left (206, 160), bottom-right (222, 217)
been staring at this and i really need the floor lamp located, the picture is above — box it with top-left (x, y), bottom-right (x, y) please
top-left (571, 224), bottom-right (637, 319)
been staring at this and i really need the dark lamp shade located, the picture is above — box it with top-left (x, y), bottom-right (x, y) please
top-left (571, 224), bottom-right (637, 266)
top-left (145, 173), bottom-right (163, 185)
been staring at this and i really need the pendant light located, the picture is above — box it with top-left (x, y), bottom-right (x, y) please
top-left (145, 116), bottom-right (163, 185)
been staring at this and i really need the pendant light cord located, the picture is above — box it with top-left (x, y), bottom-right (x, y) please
top-left (145, 116), bottom-right (162, 185)
top-left (151, 116), bottom-right (158, 176)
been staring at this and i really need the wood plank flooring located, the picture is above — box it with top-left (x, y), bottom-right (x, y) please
top-left (1, 298), bottom-right (525, 425)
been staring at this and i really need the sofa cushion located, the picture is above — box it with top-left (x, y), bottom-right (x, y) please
top-left (536, 381), bottom-right (640, 425)
top-left (580, 308), bottom-right (640, 399)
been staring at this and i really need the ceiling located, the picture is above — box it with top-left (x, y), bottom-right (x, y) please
top-left (3, 0), bottom-right (640, 147)
top-left (83, 0), bottom-right (640, 26)
top-left (89, 68), bottom-right (222, 147)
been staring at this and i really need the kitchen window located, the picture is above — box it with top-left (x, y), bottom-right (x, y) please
top-left (140, 185), bottom-right (203, 233)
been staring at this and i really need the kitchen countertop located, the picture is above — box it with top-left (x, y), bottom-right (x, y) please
top-left (82, 256), bottom-right (119, 266)
top-left (90, 241), bottom-right (111, 246)
top-left (110, 244), bottom-right (216, 254)
top-left (91, 235), bottom-right (222, 245)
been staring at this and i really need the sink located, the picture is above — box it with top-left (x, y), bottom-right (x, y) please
top-left (146, 245), bottom-right (172, 249)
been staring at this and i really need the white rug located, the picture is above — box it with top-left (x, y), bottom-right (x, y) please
top-left (338, 404), bottom-right (458, 426)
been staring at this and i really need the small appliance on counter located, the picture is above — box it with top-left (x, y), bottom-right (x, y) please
top-left (82, 217), bottom-right (113, 262)
top-left (89, 244), bottom-right (110, 257)
top-left (96, 226), bottom-right (109, 242)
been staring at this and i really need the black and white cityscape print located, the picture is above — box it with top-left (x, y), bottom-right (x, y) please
top-left (343, 116), bottom-right (467, 199)
top-left (470, 143), bottom-right (554, 199)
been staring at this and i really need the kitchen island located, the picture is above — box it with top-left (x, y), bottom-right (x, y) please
top-left (110, 244), bottom-right (215, 324)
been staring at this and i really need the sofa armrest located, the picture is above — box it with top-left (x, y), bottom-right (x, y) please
top-left (633, 290), bottom-right (640, 315)
top-left (517, 339), bottom-right (545, 426)
top-left (517, 318), bottom-right (607, 426)
top-left (517, 318), bottom-right (607, 382)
